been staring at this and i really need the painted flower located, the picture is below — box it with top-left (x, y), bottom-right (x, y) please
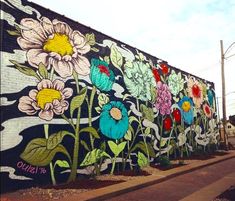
top-left (18, 79), bottom-right (73, 121)
top-left (155, 81), bottom-right (172, 115)
top-left (172, 108), bottom-right (181, 123)
top-left (203, 103), bottom-right (212, 118)
top-left (90, 59), bottom-right (115, 91)
top-left (152, 68), bottom-right (161, 82)
top-left (17, 17), bottom-right (90, 78)
top-left (178, 96), bottom-right (194, 125)
top-left (160, 63), bottom-right (169, 75)
top-left (167, 70), bottom-right (184, 96)
top-left (207, 89), bottom-right (214, 107)
top-left (124, 61), bottom-right (156, 101)
top-left (99, 101), bottom-right (129, 140)
top-left (187, 77), bottom-right (203, 108)
top-left (163, 116), bottom-right (172, 131)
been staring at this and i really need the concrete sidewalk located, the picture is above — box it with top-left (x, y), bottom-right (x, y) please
top-left (61, 150), bottom-right (235, 201)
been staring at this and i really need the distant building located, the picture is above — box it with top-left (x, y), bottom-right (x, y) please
top-left (227, 120), bottom-right (235, 136)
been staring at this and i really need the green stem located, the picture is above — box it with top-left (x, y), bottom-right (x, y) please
top-left (123, 125), bottom-right (141, 170)
top-left (136, 98), bottom-right (150, 164)
top-left (110, 156), bottom-right (117, 175)
top-left (44, 124), bottom-right (56, 185)
top-left (88, 86), bottom-right (99, 175)
top-left (159, 117), bottom-right (163, 157)
top-left (68, 72), bottom-right (81, 182)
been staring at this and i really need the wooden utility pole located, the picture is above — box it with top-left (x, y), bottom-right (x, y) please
top-left (220, 40), bottom-right (228, 150)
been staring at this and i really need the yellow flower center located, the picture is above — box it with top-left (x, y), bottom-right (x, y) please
top-left (182, 101), bottom-right (191, 112)
top-left (110, 107), bottom-right (122, 120)
top-left (43, 33), bottom-right (73, 56)
top-left (36, 88), bottom-right (62, 109)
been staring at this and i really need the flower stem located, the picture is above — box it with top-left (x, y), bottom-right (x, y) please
top-left (136, 98), bottom-right (150, 164)
top-left (68, 72), bottom-right (81, 182)
top-left (88, 86), bottom-right (99, 175)
top-left (43, 124), bottom-right (56, 185)
top-left (110, 156), bottom-right (117, 175)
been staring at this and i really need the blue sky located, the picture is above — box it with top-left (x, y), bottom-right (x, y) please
top-left (32, 0), bottom-right (235, 117)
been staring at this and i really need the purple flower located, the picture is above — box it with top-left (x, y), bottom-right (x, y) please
top-left (155, 81), bottom-right (172, 115)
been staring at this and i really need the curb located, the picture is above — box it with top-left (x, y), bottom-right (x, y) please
top-left (64, 151), bottom-right (235, 201)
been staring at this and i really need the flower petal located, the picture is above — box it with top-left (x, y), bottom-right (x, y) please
top-left (52, 19), bottom-right (72, 35)
top-left (26, 49), bottom-right (49, 68)
top-left (71, 31), bottom-right (90, 54)
top-left (39, 109), bottom-right (54, 121)
top-left (18, 96), bottom-right (37, 115)
top-left (72, 55), bottom-right (90, 76)
top-left (41, 17), bottom-right (54, 36)
top-left (62, 88), bottom-right (73, 99)
top-left (53, 79), bottom-right (65, 91)
top-left (29, 89), bottom-right (38, 101)
top-left (37, 79), bottom-right (53, 90)
top-left (20, 18), bottom-right (46, 44)
top-left (17, 37), bottom-right (41, 50)
top-left (53, 60), bottom-right (73, 78)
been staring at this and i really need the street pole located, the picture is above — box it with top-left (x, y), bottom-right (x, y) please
top-left (220, 40), bottom-right (228, 150)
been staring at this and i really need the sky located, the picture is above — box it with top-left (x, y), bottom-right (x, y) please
top-left (32, 0), bottom-right (235, 118)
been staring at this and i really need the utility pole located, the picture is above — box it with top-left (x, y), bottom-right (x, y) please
top-left (220, 40), bottom-right (228, 150)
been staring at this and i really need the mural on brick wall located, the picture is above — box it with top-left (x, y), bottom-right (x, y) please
top-left (0, 0), bottom-right (219, 193)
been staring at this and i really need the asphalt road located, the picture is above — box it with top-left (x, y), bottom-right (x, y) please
top-left (105, 157), bottom-right (235, 201)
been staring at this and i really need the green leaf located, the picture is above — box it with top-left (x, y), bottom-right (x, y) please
top-left (160, 139), bottom-right (167, 147)
top-left (7, 30), bottom-right (20, 36)
top-left (38, 62), bottom-right (48, 79)
top-left (80, 149), bottom-right (110, 167)
top-left (55, 160), bottom-right (70, 168)
top-left (81, 140), bottom-right (90, 151)
top-left (124, 126), bottom-right (132, 141)
top-left (147, 143), bottom-right (156, 158)
top-left (104, 56), bottom-right (110, 64)
top-left (145, 127), bottom-right (151, 135)
top-left (95, 106), bottom-right (101, 113)
top-left (108, 141), bottom-right (127, 156)
top-left (91, 47), bottom-right (99, 52)
top-left (130, 142), bottom-right (155, 158)
top-left (129, 116), bottom-right (139, 124)
top-left (100, 141), bottom-right (106, 151)
top-left (98, 93), bottom-right (109, 108)
top-left (79, 126), bottom-right (100, 139)
top-left (140, 104), bottom-right (154, 122)
top-left (137, 152), bottom-right (148, 168)
top-left (10, 60), bottom-right (41, 80)
top-left (150, 85), bottom-right (157, 103)
top-left (179, 92), bottom-right (184, 99)
top-left (110, 45), bottom-right (123, 73)
top-left (85, 33), bottom-right (96, 46)
top-left (20, 138), bottom-right (71, 166)
top-left (70, 87), bottom-right (87, 117)
top-left (47, 130), bottom-right (71, 150)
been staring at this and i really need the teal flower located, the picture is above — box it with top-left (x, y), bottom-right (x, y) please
top-left (178, 96), bottom-right (194, 125)
top-left (99, 101), bottom-right (129, 140)
top-left (207, 89), bottom-right (214, 107)
top-left (124, 61), bottom-right (156, 101)
top-left (167, 70), bottom-right (184, 96)
top-left (90, 59), bottom-right (115, 91)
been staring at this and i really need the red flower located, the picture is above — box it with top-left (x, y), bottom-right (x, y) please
top-left (98, 65), bottom-right (110, 77)
top-left (160, 63), bottom-right (169, 74)
top-left (163, 116), bottom-right (172, 131)
top-left (172, 108), bottom-right (181, 123)
top-left (192, 84), bottom-right (201, 98)
top-left (152, 68), bottom-right (161, 82)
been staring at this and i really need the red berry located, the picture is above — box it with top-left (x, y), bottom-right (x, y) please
top-left (160, 63), bottom-right (169, 74)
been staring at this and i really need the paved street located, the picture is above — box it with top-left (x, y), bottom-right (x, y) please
top-left (105, 157), bottom-right (235, 201)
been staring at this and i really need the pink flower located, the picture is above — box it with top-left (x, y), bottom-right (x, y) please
top-left (18, 79), bottom-right (73, 121)
top-left (155, 81), bottom-right (172, 115)
top-left (17, 17), bottom-right (90, 78)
